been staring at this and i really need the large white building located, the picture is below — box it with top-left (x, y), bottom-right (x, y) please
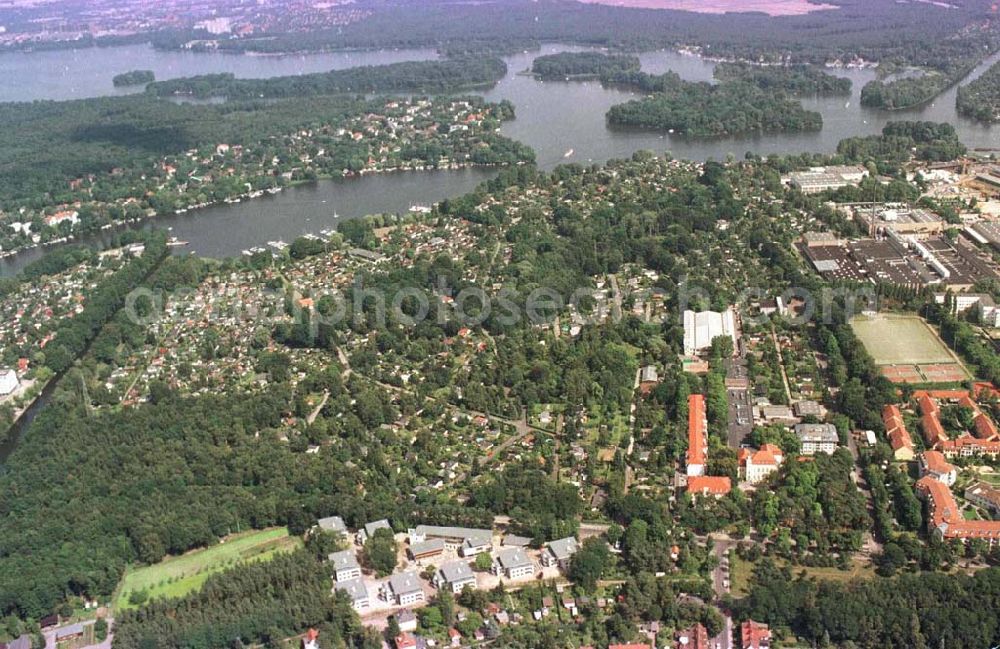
top-left (682, 309), bottom-right (737, 356)
top-left (741, 444), bottom-right (784, 485)
top-left (0, 369), bottom-right (18, 396)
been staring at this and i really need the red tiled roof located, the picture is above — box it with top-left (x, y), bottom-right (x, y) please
top-left (974, 412), bottom-right (999, 441)
top-left (916, 476), bottom-right (1000, 540)
top-left (939, 434), bottom-right (1000, 455)
top-left (687, 394), bottom-right (707, 468)
top-left (687, 476), bottom-right (732, 496)
top-left (882, 404), bottom-right (913, 452)
top-left (750, 448), bottom-right (779, 466)
top-left (741, 620), bottom-right (771, 649)
top-left (921, 450), bottom-right (954, 476)
top-left (674, 623), bottom-right (709, 649)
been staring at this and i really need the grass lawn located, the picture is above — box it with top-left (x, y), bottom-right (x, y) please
top-left (786, 558), bottom-right (876, 583)
top-left (850, 313), bottom-right (956, 365)
top-left (732, 555), bottom-right (875, 594)
top-left (728, 552), bottom-right (753, 597)
top-left (113, 527), bottom-right (300, 611)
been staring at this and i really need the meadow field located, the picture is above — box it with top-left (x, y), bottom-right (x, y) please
top-left (113, 527), bottom-right (301, 610)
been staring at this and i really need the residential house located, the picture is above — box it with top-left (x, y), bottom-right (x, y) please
top-left (329, 549), bottom-right (362, 581)
top-left (919, 450), bottom-right (957, 486)
top-left (916, 476), bottom-right (1000, 545)
top-left (493, 547), bottom-right (535, 580)
top-left (686, 475), bottom-right (732, 497)
top-left (387, 571), bottom-right (425, 606)
top-left (434, 560), bottom-right (476, 594)
top-left (395, 609), bottom-right (418, 632)
top-left (335, 577), bottom-right (370, 611)
top-left (965, 481), bottom-right (1000, 515)
top-left (674, 623), bottom-right (709, 649)
top-left (541, 536), bottom-right (579, 569)
top-left (687, 394), bottom-right (707, 477)
top-left (358, 519), bottom-right (392, 544)
top-left (741, 620), bottom-right (771, 649)
top-left (882, 405), bottom-right (914, 461)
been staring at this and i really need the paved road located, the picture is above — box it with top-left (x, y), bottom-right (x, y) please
top-left (708, 537), bottom-right (736, 649)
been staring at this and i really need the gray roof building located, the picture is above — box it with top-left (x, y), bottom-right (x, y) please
top-left (437, 560), bottom-right (475, 584)
top-left (547, 537), bottom-right (579, 562)
top-left (335, 577), bottom-right (369, 604)
top-left (363, 519), bottom-right (392, 539)
top-left (502, 534), bottom-right (532, 547)
top-left (414, 524), bottom-right (492, 542)
top-left (317, 515), bottom-right (347, 534)
top-left (328, 549), bottom-right (360, 572)
top-left (389, 571), bottom-right (423, 598)
top-left (495, 547), bottom-right (533, 572)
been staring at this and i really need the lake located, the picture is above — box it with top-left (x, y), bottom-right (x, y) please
top-left (0, 42), bottom-right (997, 276)
top-left (0, 44), bottom-right (441, 102)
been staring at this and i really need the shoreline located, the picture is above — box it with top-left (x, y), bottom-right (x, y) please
top-left (0, 161), bottom-right (514, 273)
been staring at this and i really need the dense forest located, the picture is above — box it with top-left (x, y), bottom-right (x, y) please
top-left (713, 63), bottom-right (851, 96)
top-left (736, 561), bottom-right (1000, 649)
top-left (956, 59), bottom-right (1000, 123)
top-left (860, 72), bottom-right (951, 110)
top-left (860, 31), bottom-right (1000, 109)
top-left (605, 78), bottom-right (822, 137)
top-left (144, 57), bottom-right (507, 99)
top-left (530, 51), bottom-right (640, 80)
top-left (112, 70), bottom-right (155, 87)
top-left (151, 0), bottom-right (997, 76)
top-left (836, 121), bottom-right (966, 163)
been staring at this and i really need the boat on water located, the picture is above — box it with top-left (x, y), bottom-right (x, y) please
top-left (267, 240), bottom-right (288, 251)
top-left (563, 149), bottom-right (574, 158)
top-left (166, 238), bottom-right (189, 247)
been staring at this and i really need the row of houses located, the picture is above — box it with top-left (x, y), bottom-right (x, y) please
top-left (685, 394), bottom-right (732, 496)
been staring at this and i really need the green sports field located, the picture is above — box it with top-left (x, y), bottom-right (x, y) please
top-left (850, 313), bottom-right (956, 365)
top-left (113, 527), bottom-right (300, 610)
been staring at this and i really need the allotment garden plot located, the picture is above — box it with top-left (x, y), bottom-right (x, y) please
top-left (850, 313), bottom-right (969, 383)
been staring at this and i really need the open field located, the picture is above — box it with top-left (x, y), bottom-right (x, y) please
top-left (852, 314), bottom-right (969, 383)
top-left (851, 314), bottom-right (956, 365)
top-left (113, 527), bottom-right (300, 611)
top-left (729, 554), bottom-right (875, 595)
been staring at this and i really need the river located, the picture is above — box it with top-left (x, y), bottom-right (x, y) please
top-left (0, 42), bottom-right (997, 277)
top-left (0, 44), bottom-right (441, 102)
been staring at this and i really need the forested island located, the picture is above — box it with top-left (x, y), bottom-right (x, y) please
top-left (112, 69), bottom-right (155, 87)
top-left (605, 75), bottom-right (822, 137)
top-left (860, 72), bottom-right (952, 110)
top-left (530, 51), bottom-right (640, 80)
top-left (859, 33), bottom-right (1000, 109)
top-left (713, 63), bottom-right (851, 96)
top-left (836, 121), bottom-right (966, 163)
top-left (956, 60), bottom-right (1000, 123)
top-left (144, 58), bottom-right (507, 99)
